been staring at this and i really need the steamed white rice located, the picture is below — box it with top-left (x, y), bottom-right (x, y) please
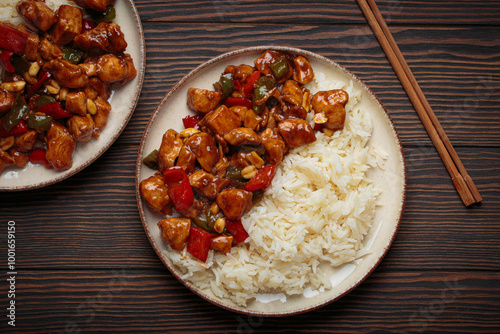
top-left (165, 74), bottom-right (385, 306)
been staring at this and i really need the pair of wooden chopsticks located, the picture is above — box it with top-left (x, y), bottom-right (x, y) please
top-left (356, 0), bottom-right (482, 206)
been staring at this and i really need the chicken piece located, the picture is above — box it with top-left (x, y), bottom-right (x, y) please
top-left (210, 235), bottom-right (233, 254)
top-left (228, 151), bottom-right (250, 171)
top-left (38, 38), bottom-right (63, 61)
top-left (186, 88), bottom-right (222, 114)
top-left (157, 218), bottom-right (191, 251)
top-left (311, 89), bottom-right (349, 131)
top-left (45, 121), bottom-right (75, 170)
top-left (43, 59), bottom-right (89, 88)
top-left (88, 77), bottom-right (111, 100)
top-left (176, 145), bottom-right (196, 175)
top-left (283, 105), bottom-right (307, 120)
top-left (67, 114), bottom-right (94, 142)
top-left (9, 149), bottom-right (29, 168)
top-left (0, 150), bottom-right (15, 174)
top-left (73, 0), bottom-right (115, 11)
top-left (50, 5), bottom-right (82, 45)
top-left (139, 172), bottom-right (172, 214)
top-left (92, 96), bottom-right (111, 137)
top-left (224, 64), bottom-right (255, 84)
top-left (96, 53), bottom-right (136, 85)
top-left (180, 198), bottom-right (207, 219)
top-left (254, 50), bottom-right (285, 76)
top-left (201, 105), bottom-right (242, 137)
top-left (277, 119), bottom-right (316, 148)
top-left (157, 129), bottom-right (183, 173)
top-left (243, 108), bottom-right (261, 131)
top-left (224, 127), bottom-right (261, 146)
top-left (183, 132), bottom-right (219, 173)
top-left (0, 90), bottom-right (16, 116)
top-left (14, 130), bottom-right (37, 151)
top-left (16, 0), bottom-right (56, 32)
top-left (281, 80), bottom-right (303, 106)
top-left (260, 128), bottom-right (286, 165)
top-left (73, 22), bottom-right (127, 54)
top-left (189, 169), bottom-right (230, 201)
top-left (216, 188), bottom-right (253, 221)
top-left (292, 56), bottom-right (314, 84)
top-left (214, 143), bottom-right (229, 177)
top-left (17, 24), bottom-right (39, 61)
top-left (65, 91), bottom-right (87, 116)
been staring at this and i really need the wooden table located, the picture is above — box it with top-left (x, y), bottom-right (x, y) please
top-left (1, 0), bottom-right (499, 332)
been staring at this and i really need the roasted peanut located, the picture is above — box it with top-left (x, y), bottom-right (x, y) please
top-left (241, 165), bottom-right (257, 179)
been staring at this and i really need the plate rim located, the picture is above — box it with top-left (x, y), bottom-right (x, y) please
top-left (135, 45), bottom-right (407, 316)
top-left (0, 0), bottom-right (146, 192)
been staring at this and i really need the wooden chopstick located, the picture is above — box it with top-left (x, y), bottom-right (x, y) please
top-left (356, 0), bottom-right (481, 206)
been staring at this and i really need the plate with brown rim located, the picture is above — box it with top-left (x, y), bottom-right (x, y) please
top-left (136, 46), bottom-right (406, 316)
top-left (0, 0), bottom-right (145, 191)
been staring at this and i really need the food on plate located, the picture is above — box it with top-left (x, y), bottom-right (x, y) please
top-left (0, 0), bottom-right (136, 174)
top-left (140, 50), bottom-right (384, 306)
top-left (140, 50), bottom-right (352, 262)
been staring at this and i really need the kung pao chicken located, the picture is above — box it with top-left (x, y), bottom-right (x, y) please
top-left (140, 50), bottom-right (349, 263)
top-left (0, 0), bottom-right (136, 174)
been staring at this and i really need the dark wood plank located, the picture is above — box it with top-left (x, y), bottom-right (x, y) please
top-left (1, 146), bottom-right (498, 270)
top-left (1, 270), bottom-right (499, 333)
top-left (133, 0), bottom-right (500, 26)
top-left (117, 23), bottom-right (500, 147)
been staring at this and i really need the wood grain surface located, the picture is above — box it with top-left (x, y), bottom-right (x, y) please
top-left (1, 0), bottom-right (499, 333)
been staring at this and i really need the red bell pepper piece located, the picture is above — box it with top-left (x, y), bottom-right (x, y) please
top-left (224, 97), bottom-right (253, 109)
top-left (0, 120), bottom-right (28, 138)
top-left (0, 50), bottom-right (15, 73)
top-left (82, 19), bottom-right (97, 33)
top-left (29, 148), bottom-right (51, 168)
top-left (233, 80), bottom-right (242, 91)
top-left (243, 165), bottom-right (277, 191)
top-left (163, 166), bottom-right (194, 212)
top-left (244, 71), bottom-right (260, 98)
top-left (187, 226), bottom-right (211, 262)
top-left (225, 219), bottom-right (249, 244)
top-left (0, 23), bottom-right (28, 55)
top-left (37, 102), bottom-right (72, 119)
top-left (182, 115), bottom-right (202, 129)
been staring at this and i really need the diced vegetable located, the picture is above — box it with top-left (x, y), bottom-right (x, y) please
top-left (269, 55), bottom-right (290, 80)
top-left (37, 102), bottom-right (72, 119)
top-left (142, 149), bottom-right (158, 169)
top-left (62, 46), bottom-right (85, 64)
top-left (244, 70), bottom-right (260, 98)
top-left (34, 95), bottom-right (57, 111)
top-left (0, 50), bottom-right (15, 73)
top-left (81, 19), bottom-right (97, 32)
top-left (29, 148), bottom-right (51, 168)
top-left (2, 95), bottom-right (29, 132)
top-left (225, 219), bottom-right (249, 243)
top-left (243, 165), bottom-right (277, 191)
top-left (225, 165), bottom-right (246, 182)
top-left (163, 166), bottom-right (194, 212)
top-left (224, 97), bottom-right (253, 109)
top-left (214, 73), bottom-right (234, 100)
top-left (10, 54), bottom-right (30, 75)
top-left (29, 70), bottom-right (52, 95)
top-left (86, 5), bottom-right (116, 24)
top-left (0, 23), bottom-right (28, 55)
top-left (0, 120), bottom-right (28, 138)
top-left (27, 113), bottom-right (52, 131)
top-left (182, 115), bottom-right (202, 129)
top-left (186, 226), bottom-right (211, 262)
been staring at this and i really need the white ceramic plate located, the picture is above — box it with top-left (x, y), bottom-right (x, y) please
top-left (0, 0), bottom-right (145, 191)
top-left (136, 46), bottom-right (406, 316)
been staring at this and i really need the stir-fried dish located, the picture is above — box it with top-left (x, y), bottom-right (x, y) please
top-left (0, 0), bottom-right (136, 174)
top-left (140, 50), bottom-right (349, 263)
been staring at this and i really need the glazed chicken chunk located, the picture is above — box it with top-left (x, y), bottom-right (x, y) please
top-left (43, 59), bottom-right (89, 88)
top-left (45, 121), bottom-right (75, 170)
top-left (16, 0), bottom-right (56, 32)
top-left (187, 88), bottom-right (222, 114)
top-left (157, 218), bottom-right (191, 251)
top-left (73, 22), bottom-right (127, 54)
top-left (140, 173), bottom-right (172, 214)
top-left (311, 89), bottom-right (349, 132)
top-left (51, 5), bottom-right (82, 45)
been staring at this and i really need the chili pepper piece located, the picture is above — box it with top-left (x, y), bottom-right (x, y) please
top-left (224, 97), bottom-right (253, 109)
top-left (0, 23), bottom-right (28, 55)
top-left (29, 148), bottom-right (51, 168)
top-left (142, 149), bottom-right (158, 170)
top-left (10, 54), bottom-right (30, 75)
top-left (163, 166), bottom-right (194, 212)
top-left (2, 95), bottom-right (29, 132)
top-left (182, 115), bottom-right (202, 129)
top-left (214, 73), bottom-right (233, 100)
top-left (81, 19), bottom-right (97, 33)
top-left (0, 50), bottom-right (15, 73)
top-left (243, 165), bottom-right (277, 191)
top-left (0, 120), bottom-right (28, 138)
top-left (34, 94), bottom-right (57, 111)
top-left (86, 5), bottom-right (116, 24)
top-left (37, 102), bottom-right (72, 119)
top-left (269, 55), bottom-right (290, 80)
top-left (244, 70), bottom-right (260, 98)
top-left (29, 70), bottom-right (52, 94)
top-left (225, 219), bottom-right (249, 243)
top-left (186, 226), bottom-right (211, 262)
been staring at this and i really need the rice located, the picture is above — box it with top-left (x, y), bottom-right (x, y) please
top-left (0, 0), bottom-right (76, 25)
top-left (165, 74), bottom-right (384, 306)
